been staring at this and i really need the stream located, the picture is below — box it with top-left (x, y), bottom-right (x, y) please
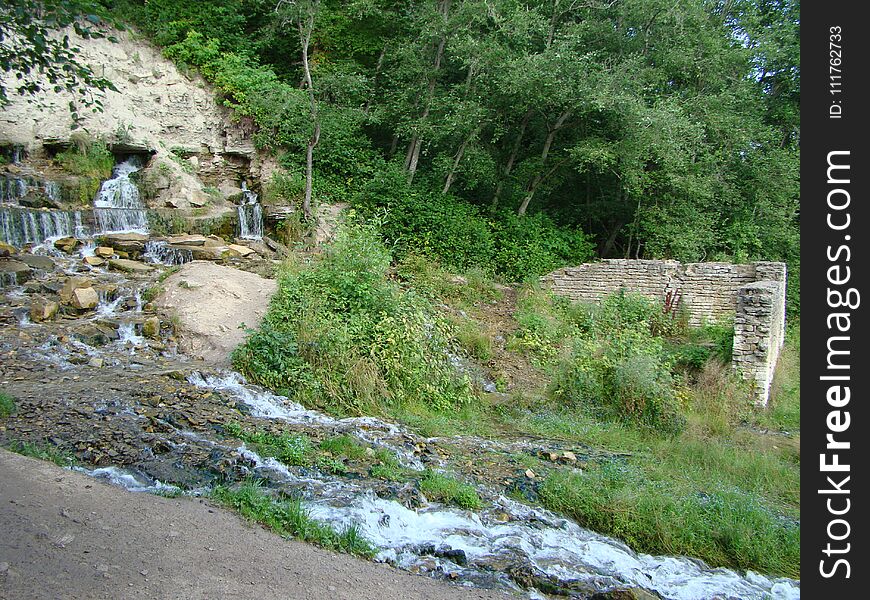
top-left (0, 164), bottom-right (799, 600)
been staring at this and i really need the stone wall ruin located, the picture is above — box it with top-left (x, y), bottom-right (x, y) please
top-left (541, 259), bottom-right (787, 405)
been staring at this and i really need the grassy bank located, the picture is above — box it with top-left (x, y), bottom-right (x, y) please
top-left (233, 221), bottom-right (800, 578)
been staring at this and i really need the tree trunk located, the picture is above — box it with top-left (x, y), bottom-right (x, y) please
top-left (491, 109), bottom-right (531, 211)
top-left (406, 1), bottom-right (450, 182)
top-left (363, 46), bottom-right (386, 116)
top-left (442, 134), bottom-right (472, 194)
top-left (517, 110), bottom-right (570, 216)
top-left (299, 11), bottom-right (318, 220)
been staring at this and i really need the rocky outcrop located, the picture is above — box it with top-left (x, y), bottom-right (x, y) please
top-left (155, 261), bottom-right (277, 366)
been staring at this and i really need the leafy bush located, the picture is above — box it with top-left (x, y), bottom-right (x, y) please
top-left (354, 164), bottom-right (594, 281)
top-left (55, 137), bottom-right (115, 203)
top-left (233, 220), bottom-right (476, 415)
top-left (0, 392), bottom-right (16, 417)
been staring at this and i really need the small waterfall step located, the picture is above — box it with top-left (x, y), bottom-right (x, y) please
top-left (94, 157), bottom-right (148, 235)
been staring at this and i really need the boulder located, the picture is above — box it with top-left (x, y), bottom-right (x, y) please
top-left (165, 234), bottom-right (208, 247)
top-left (142, 316), bottom-right (161, 339)
top-left (108, 258), bottom-right (154, 274)
top-left (1, 259), bottom-right (32, 285)
top-left (59, 277), bottom-right (93, 304)
top-left (591, 588), bottom-right (663, 600)
top-left (30, 297), bottom-right (59, 322)
top-left (95, 246), bottom-right (115, 258)
top-left (97, 233), bottom-right (149, 253)
top-left (18, 254), bottom-right (56, 271)
top-left (53, 237), bottom-right (81, 254)
top-left (84, 256), bottom-right (105, 267)
top-left (227, 244), bottom-right (256, 258)
top-left (70, 286), bottom-right (100, 310)
top-left (0, 241), bottom-right (17, 256)
top-left (164, 245), bottom-right (226, 261)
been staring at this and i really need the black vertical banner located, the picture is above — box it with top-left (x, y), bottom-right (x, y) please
top-left (802, 2), bottom-right (869, 596)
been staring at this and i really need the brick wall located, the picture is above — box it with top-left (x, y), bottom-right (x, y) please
top-left (542, 259), bottom-right (787, 405)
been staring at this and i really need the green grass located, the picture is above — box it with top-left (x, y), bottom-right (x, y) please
top-left (540, 462), bottom-right (799, 578)
top-left (224, 422), bottom-right (312, 466)
top-left (212, 479), bottom-right (375, 557)
top-left (420, 470), bottom-right (483, 510)
top-left (5, 440), bottom-right (77, 467)
top-left (0, 392), bottom-right (15, 417)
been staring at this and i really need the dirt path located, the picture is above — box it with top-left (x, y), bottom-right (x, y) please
top-left (0, 449), bottom-right (511, 600)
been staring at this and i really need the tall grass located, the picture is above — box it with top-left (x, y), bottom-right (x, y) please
top-left (212, 479), bottom-right (375, 557)
top-left (233, 220), bottom-right (476, 416)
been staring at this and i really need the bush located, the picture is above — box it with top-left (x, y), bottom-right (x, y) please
top-left (354, 165), bottom-right (594, 282)
top-left (0, 392), bottom-right (16, 417)
top-left (233, 220), bottom-right (476, 415)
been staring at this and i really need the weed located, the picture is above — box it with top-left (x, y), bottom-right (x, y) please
top-left (420, 470), bottom-right (483, 510)
top-left (0, 391), bottom-right (16, 417)
top-left (5, 439), bottom-right (77, 467)
top-left (212, 479), bottom-right (375, 557)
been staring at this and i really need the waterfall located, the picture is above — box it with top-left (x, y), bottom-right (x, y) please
top-left (93, 157), bottom-right (148, 234)
top-left (237, 181), bottom-right (263, 240)
top-left (1, 175), bottom-right (32, 204)
top-left (0, 206), bottom-right (83, 247)
top-left (144, 240), bottom-right (193, 266)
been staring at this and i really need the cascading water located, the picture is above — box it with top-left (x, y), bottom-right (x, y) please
top-left (185, 371), bottom-right (798, 600)
top-left (237, 181), bottom-right (263, 240)
top-left (0, 206), bottom-right (84, 247)
top-left (143, 240), bottom-right (193, 266)
top-left (93, 156), bottom-right (148, 234)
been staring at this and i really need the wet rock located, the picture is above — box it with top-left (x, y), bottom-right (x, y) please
top-left (226, 244), bottom-right (256, 258)
top-left (30, 297), bottom-right (59, 322)
top-left (53, 237), bottom-right (81, 253)
top-left (98, 233), bottom-right (149, 254)
top-left (1, 259), bottom-right (32, 284)
top-left (164, 235), bottom-right (208, 247)
top-left (59, 277), bottom-right (94, 304)
top-left (108, 259), bottom-right (153, 274)
top-left (434, 548), bottom-right (467, 566)
top-left (591, 588), bottom-right (663, 600)
top-left (0, 241), bottom-right (17, 256)
top-left (19, 254), bottom-right (55, 271)
top-left (70, 322), bottom-right (118, 346)
top-left (88, 357), bottom-right (104, 368)
top-left (84, 256), bottom-right (105, 267)
top-left (71, 287), bottom-right (100, 310)
top-left (142, 316), bottom-right (161, 339)
top-left (95, 247), bottom-right (115, 258)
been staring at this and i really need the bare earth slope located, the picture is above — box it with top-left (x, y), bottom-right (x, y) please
top-left (156, 261), bottom-right (277, 367)
top-left (0, 449), bottom-right (508, 600)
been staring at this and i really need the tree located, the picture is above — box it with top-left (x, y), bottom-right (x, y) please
top-left (0, 0), bottom-right (118, 123)
top-left (274, 0), bottom-right (321, 220)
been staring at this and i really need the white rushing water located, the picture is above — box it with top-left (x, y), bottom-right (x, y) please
top-left (93, 157), bottom-right (148, 234)
top-left (0, 207), bottom-right (83, 247)
top-left (72, 466), bottom-right (180, 494)
top-left (187, 370), bottom-right (799, 600)
top-left (237, 181), bottom-right (263, 240)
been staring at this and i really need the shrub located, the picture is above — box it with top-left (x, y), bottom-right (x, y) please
top-left (0, 392), bottom-right (16, 417)
top-left (233, 220), bottom-right (476, 415)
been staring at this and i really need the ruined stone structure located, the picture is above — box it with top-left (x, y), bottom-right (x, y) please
top-left (542, 259), bottom-right (787, 405)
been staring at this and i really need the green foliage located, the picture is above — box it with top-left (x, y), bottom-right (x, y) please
top-left (5, 439), bottom-right (77, 467)
top-left (355, 165), bottom-right (594, 281)
top-left (539, 463), bottom-right (799, 578)
top-left (54, 137), bottom-right (115, 203)
top-left (212, 479), bottom-right (375, 557)
top-left (0, 391), bottom-right (16, 417)
top-left (224, 422), bottom-right (312, 466)
top-left (233, 220), bottom-right (476, 415)
top-left (420, 470), bottom-right (483, 510)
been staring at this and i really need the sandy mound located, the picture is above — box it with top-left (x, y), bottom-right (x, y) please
top-left (156, 261), bottom-right (277, 366)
